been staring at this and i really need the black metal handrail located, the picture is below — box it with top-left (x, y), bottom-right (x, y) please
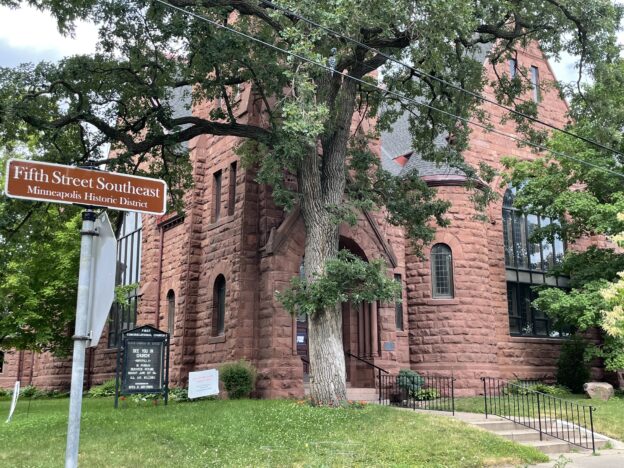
top-left (379, 373), bottom-right (455, 414)
top-left (344, 350), bottom-right (389, 392)
top-left (481, 377), bottom-right (596, 452)
top-left (300, 356), bottom-right (310, 375)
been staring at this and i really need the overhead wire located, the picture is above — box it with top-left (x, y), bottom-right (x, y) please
top-left (152, 0), bottom-right (624, 179)
top-left (259, 0), bottom-right (624, 160)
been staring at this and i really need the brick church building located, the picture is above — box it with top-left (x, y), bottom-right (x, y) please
top-left (0, 43), bottom-right (605, 397)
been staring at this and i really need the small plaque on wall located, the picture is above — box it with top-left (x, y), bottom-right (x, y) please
top-left (383, 341), bottom-right (395, 351)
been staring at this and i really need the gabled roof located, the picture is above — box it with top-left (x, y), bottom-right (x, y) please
top-left (380, 42), bottom-right (493, 180)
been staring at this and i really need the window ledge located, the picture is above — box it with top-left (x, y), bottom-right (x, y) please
top-left (396, 331), bottom-right (408, 338)
top-left (208, 335), bottom-right (226, 344)
top-left (423, 298), bottom-right (459, 306)
top-left (208, 214), bottom-right (235, 230)
top-left (509, 336), bottom-right (567, 345)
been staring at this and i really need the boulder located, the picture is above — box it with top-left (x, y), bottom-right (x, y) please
top-left (583, 382), bottom-right (614, 401)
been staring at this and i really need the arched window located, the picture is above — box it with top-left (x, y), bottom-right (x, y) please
top-left (167, 290), bottom-right (175, 336)
top-left (213, 275), bottom-right (226, 336)
top-left (431, 244), bottom-right (454, 298)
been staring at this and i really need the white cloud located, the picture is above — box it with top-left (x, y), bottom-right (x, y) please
top-left (0, 5), bottom-right (97, 59)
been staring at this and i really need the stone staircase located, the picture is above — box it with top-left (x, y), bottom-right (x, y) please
top-left (303, 384), bottom-right (379, 402)
top-left (468, 416), bottom-right (609, 454)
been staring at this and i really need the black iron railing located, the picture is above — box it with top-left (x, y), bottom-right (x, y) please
top-left (300, 356), bottom-right (310, 375)
top-left (344, 350), bottom-right (389, 389)
top-left (481, 377), bottom-right (596, 452)
top-left (379, 374), bottom-right (455, 414)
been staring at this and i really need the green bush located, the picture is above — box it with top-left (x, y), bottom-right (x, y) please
top-left (530, 383), bottom-right (570, 397)
top-left (0, 387), bottom-right (11, 398)
top-left (20, 385), bottom-right (44, 399)
top-left (397, 369), bottom-right (424, 393)
top-left (220, 360), bottom-right (256, 399)
top-left (169, 387), bottom-right (190, 402)
top-left (411, 387), bottom-right (439, 401)
top-left (556, 335), bottom-right (590, 394)
top-left (43, 389), bottom-right (69, 398)
top-left (88, 379), bottom-right (117, 398)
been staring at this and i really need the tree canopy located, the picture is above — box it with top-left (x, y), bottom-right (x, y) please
top-left (1, 0), bottom-right (621, 402)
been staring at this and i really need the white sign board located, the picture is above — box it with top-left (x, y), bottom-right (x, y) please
top-left (188, 369), bottom-right (219, 399)
top-left (6, 381), bottom-right (20, 423)
top-left (87, 212), bottom-right (117, 347)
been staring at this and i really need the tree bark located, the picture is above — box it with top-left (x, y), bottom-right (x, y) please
top-left (299, 77), bottom-right (357, 405)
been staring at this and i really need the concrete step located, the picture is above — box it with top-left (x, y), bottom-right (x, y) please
top-left (525, 439), bottom-right (576, 454)
top-left (497, 429), bottom-right (554, 442)
top-left (472, 420), bottom-right (526, 431)
top-left (347, 388), bottom-right (378, 402)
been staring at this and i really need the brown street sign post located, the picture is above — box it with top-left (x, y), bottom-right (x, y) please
top-left (3, 159), bottom-right (167, 468)
top-left (4, 159), bottom-right (167, 215)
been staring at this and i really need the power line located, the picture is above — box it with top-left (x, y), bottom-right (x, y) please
top-left (153, 0), bottom-right (624, 179)
top-left (259, 0), bottom-right (624, 160)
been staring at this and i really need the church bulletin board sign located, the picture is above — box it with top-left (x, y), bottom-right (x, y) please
top-left (114, 325), bottom-right (170, 408)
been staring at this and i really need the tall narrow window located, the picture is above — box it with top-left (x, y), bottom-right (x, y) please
top-left (509, 58), bottom-right (517, 78)
top-left (167, 290), bottom-right (175, 336)
top-left (228, 162), bottom-right (237, 216)
top-left (213, 275), bottom-right (226, 336)
top-left (0, 351), bottom-right (4, 373)
top-left (503, 187), bottom-right (569, 337)
top-left (431, 244), bottom-right (454, 298)
top-left (394, 274), bottom-right (404, 330)
top-left (530, 66), bottom-right (540, 103)
top-left (213, 170), bottom-right (222, 222)
top-left (108, 212), bottom-right (142, 348)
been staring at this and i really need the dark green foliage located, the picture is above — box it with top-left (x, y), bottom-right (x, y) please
top-left (20, 385), bottom-right (43, 399)
top-left (397, 369), bottom-right (424, 394)
top-left (556, 336), bottom-right (590, 394)
top-left (88, 379), bottom-right (117, 398)
top-left (220, 360), bottom-right (256, 399)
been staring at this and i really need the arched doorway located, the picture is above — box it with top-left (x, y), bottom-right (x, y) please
top-left (297, 236), bottom-right (378, 388)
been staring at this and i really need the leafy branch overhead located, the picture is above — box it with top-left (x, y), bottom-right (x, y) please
top-left (277, 250), bottom-right (400, 317)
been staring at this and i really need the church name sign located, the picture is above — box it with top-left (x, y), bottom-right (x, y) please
top-left (5, 159), bottom-right (167, 215)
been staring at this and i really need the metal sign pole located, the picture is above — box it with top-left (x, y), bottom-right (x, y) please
top-left (65, 209), bottom-right (98, 468)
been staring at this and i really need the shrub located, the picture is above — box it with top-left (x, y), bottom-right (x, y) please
top-left (88, 379), bottom-right (117, 398)
top-left (43, 389), bottom-right (69, 399)
top-left (168, 387), bottom-right (190, 402)
top-left (411, 388), bottom-right (439, 401)
top-left (0, 387), bottom-right (11, 398)
top-left (556, 335), bottom-right (590, 394)
top-left (530, 383), bottom-right (570, 397)
top-left (20, 385), bottom-right (43, 399)
top-left (220, 360), bottom-right (256, 399)
top-left (397, 369), bottom-right (424, 394)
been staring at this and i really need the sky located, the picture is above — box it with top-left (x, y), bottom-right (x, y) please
top-left (0, 4), bottom-right (619, 84)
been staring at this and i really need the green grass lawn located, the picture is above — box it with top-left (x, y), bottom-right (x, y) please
top-left (455, 393), bottom-right (624, 442)
top-left (0, 397), bottom-right (548, 467)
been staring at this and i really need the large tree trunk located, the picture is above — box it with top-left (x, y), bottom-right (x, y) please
top-left (298, 77), bottom-right (357, 404)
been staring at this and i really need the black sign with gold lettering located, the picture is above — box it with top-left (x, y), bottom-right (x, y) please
top-left (114, 325), bottom-right (170, 408)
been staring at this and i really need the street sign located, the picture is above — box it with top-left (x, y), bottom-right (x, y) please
top-left (4, 159), bottom-right (167, 215)
top-left (115, 325), bottom-right (170, 407)
top-left (86, 212), bottom-right (117, 348)
top-left (188, 369), bottom-right (220, 399)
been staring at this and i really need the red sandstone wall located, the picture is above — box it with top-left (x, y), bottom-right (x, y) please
top-left (405, 42), bottom-right (589, 395)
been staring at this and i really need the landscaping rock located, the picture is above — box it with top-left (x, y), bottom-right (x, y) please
top-left (583, 382), bottom-right (614, 401)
